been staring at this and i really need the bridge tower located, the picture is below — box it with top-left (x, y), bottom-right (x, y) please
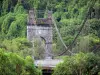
top-left (27, 9), bottom-right (53, 59)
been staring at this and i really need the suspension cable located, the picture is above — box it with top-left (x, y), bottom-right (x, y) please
top-left (37, 0), bottom-right (97, 57)
top-left (55, 0), bottom-right (97, 56)
top-left (33, 0), bottom-right (97, 57)
top-left (52, 16), bottom-right (74, 55)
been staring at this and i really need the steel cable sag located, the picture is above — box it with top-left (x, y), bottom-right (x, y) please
top-left (52, 0), bottom-right (97, 56)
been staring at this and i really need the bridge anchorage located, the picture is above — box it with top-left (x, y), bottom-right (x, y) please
top-left (27, 9), bottom-right (63, 74)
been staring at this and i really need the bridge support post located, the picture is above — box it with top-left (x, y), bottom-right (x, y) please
top-left (27, 9), bottom-right (53, 59)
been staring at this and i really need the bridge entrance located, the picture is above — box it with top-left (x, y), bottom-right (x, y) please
top-left (27, 9), bottom-right (53, 58)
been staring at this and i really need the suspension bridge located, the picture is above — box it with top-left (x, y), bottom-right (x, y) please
top-left (27, 9), bottom-right (65, 74)
top-left (27, 1), bottom-right (97, 74)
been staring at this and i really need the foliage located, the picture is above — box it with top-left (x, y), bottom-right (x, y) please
top-left (1, 13), bottom-right (15, 35)
top-left (0, 0), bottom-right (100, 74)
top-left (0, 38), bottom-right (33, 58)
top-left (53, 52), bottom-right (100, 75)
top-left (14, 2), bottom-right (26, 14)
top-left (89, 19), bottom-right (100, 37)
top-left (0, 49), bottom-right (41, 75)
top-left (33, 38), bottom-right (45, 59)
top-left (0, 12), bottom-right (27, 38)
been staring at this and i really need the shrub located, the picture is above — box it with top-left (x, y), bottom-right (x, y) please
top-left (0, 49), bottom-right (42, 75)
top-left (53, 52), bottom-right (100, 75)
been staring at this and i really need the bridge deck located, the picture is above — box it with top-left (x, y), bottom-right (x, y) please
top-left (35, 59), bottom-right (63, 68)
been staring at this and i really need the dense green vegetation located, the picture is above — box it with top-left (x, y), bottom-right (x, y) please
top-left (0, 0), bottom-right (100, 75)
top-left (0, 49), bottom-right (41, 75)
top-left (53, 53), bottom-right (100, 75)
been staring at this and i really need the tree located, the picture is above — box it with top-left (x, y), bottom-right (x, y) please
top-left (53, 53), bottom-right (100, 75)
